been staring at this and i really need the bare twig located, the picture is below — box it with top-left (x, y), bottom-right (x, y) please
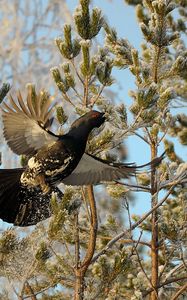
top-left (159, 171), bottom-right (187, 190)
top-left (72, 86), bottom-right (84, 102)
top-left (74, 212), bottom-right (80, 269)
top-left (143, 276), bottom-right (187, 297)
top-left (92, 182), bottom-right (178, 264)
top-left (71, 59), bottom-right (84, 85)
top-left (133, 131), bottom-right (150, 145)
top-left (158, 248), bottom-right (175, 281)
top-left (99, 236), bottom-right (151, 248)
top-left (61, 92), bottom-right (76, 107)
top-left (158, 262), bottom-right (186, 298)
top-left (171, 282), bottom-right (187, 300)
top-left (158, 127), bottom-right (169, 144)
top-left (90, 84), bottom-right (105, 108)
top-left (114, 181), bottom-right (150, 192)
top-left (23, 277), bottom-right (74, 299)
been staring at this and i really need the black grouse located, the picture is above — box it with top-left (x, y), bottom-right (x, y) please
top-left (0, 92), bottom-right (164, 226)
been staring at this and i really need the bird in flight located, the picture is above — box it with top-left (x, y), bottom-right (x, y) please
top-left (0, 91), bottom-right (164, 226)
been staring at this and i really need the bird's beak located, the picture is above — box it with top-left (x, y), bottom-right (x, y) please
top-left (101, 112), bottom-right (108, 121)
top-left (101, 112), bottom-right (106, 122)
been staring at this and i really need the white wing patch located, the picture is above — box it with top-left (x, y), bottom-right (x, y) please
top-left (45, 156), bottom-right (73, 176)
top-left (28, 157), bottom-right (42, 169)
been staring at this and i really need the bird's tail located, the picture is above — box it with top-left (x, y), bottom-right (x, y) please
top-left (0, 168), bottom-right (60, 226)
top-left (0, 168), bottom-right (23, 224)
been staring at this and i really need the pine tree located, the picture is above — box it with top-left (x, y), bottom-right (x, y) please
top-left (0, 0), bottom-right (186, 299)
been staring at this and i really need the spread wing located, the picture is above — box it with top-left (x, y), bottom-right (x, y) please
top-left (62, 152), bottom-right (165, 186)
top-left (2, 91), bottom-right (58, 156)
top-left (62, 153), bottom-right (137, 185)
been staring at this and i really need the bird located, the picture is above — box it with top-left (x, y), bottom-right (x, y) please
top-left (0, 91), bottom-right (164, 226)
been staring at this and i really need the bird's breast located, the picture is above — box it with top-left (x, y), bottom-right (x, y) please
top-left (21, 140), bottom-right (83, 188)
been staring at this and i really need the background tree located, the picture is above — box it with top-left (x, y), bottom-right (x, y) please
top-left (0, 0), bottom-right (186, 299)
top-left (0, 0), bottom-right (72, 168)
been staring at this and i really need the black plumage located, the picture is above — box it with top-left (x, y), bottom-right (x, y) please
top-left (0, 92), bottom-right (164, 226)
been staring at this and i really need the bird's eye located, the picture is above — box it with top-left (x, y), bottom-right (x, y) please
top-left (91, 112), bottom-right (100, 118)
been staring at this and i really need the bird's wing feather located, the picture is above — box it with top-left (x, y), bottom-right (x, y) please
top-left (62, 152), bottom-right (165, 186)
top-left (2, 92), bottom-right (58, 155)
top-left (62, 153), bottom-right (137, 185)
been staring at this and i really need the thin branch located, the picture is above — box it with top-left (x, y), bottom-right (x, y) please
top-left (84, 76), bottom-right (89, 107)
top-left (19, 259), bottom-right (39, 299)
top-left (134, 239), bottom-right (159, 300)
top-left (124, 196), bottom-right (132, 235)
top-left (158, 262), bottom-right (186, 298)
top-left (143, 276), bottom-right (187, 297)
top-left (99, 236), bottom-right (151, 248)
top-left (71, 59), bottom-right (84, 85)
top-left (92, 182), bottom-right (178, 264)
top-left (145, 127), bottom-right (153, 143)
top-left (72, 86), bottom-right (83, 102)
top-left (78, 225), bottom-right (151, 248)
top-left (159, 171), bottom-right (187, 190)
top-left (23, 278), bottom-right (74, 299)
top-left (74, 212), bottom-right (80, 269)
top-left (171, 282), bottom-right (187, 300)
top-left (24, 282), bottom-right (37, 300)
top-left (158, 127), bottom-right (169, 144)
top-left (133, 131), bottom-right (150, 145)
top-left (90, 84), bottom-right (105, 108)
top-left (81, 187), bottom-right (91, 222)
top-left (82, 185), bottom-right (98, 269)
top-left (114, 181), bottom-right (151, 192)
top-left (49, 245), bottom-right (74, 272)
top-left (61, 92), bottom-right (76, 107)
top-left (158, 248), bottom-right (175, 281)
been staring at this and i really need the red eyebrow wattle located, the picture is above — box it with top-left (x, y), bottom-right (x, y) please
top-left (91, 112), bottom-right (100, 118)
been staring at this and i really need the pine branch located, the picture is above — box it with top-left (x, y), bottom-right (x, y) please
top-left (92, 182), bottom-right (179, 264)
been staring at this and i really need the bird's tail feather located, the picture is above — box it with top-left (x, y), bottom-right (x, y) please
top-left (0, 168), bottom-right (62, 226)
top-left (117, 152), bottom-right (165, 175)
top-left (135, 151), bottom-right (166, 171)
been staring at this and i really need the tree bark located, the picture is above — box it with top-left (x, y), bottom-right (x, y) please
top-left (74, 185), bottom-right (98, 300)
top-left (150, 142), bottom-right (159, 300)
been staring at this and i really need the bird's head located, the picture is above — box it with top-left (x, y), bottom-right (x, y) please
top-left (67, 110), bottom-right (106, 142)
top-left (70, 110), bottom-right (106, 131)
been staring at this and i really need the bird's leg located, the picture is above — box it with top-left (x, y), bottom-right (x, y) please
top-left (36, 174), bottom-right (51, 194)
